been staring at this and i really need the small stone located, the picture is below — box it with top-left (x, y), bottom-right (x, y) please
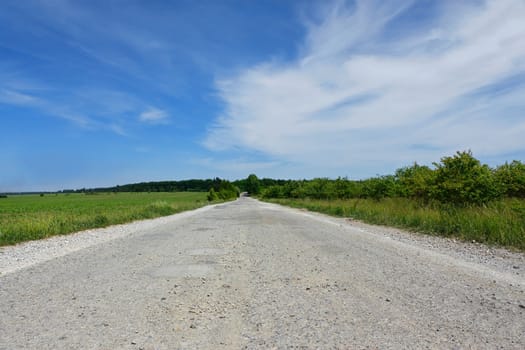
top-left (519, 304), bottom-right (525, 309)
top-left (189, 324), bottom-right (196, 329)
top-left (513, 266), bottom-right (519, 269)
top-left (385, 298), bottom-right (391, 302)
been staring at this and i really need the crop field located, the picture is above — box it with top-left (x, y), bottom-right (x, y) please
top-left (0, 192), bottom-right (208, 246)
top-left (264, 197), bottom-right (525, 251)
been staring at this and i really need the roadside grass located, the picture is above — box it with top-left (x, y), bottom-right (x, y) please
top-left (0, 192), bottom-right (208, 246)
top-left (263, 197), bottom-right (525, 251)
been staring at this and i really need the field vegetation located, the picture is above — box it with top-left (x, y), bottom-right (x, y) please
top-left (266, 197), bottom-right (525, 250)
top-left (254, 151), bottom-right (525, 251)
top-left (0, 192), bottom-right (208, 246)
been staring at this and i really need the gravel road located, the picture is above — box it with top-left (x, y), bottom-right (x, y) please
top-left (1, 197), bottom-right (524, 349)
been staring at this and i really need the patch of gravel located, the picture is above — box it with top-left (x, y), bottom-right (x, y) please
top-left (0, 204), bottom-right (217, 276)
top-left (346, 218), bottom-right (525, 278)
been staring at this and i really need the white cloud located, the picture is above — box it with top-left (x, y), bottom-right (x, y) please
top-left (0, 75), bottom-right (168, 135)
top-left (206, 0), bottom-right (525, 176)
top-left (139, 107), bottom-right (169, 124)
top-left (0, 89), bottom-right (40, 105)
top-left (0, 87), bottom-right (93, 127)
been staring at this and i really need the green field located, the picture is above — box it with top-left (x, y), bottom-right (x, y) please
top-left (264, 197), bottom-right (525, 251)
top-left (0, 192), bottom-right (208, 246)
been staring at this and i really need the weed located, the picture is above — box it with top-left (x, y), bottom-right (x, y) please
top-left (264, 197), bottom-right (525, 251)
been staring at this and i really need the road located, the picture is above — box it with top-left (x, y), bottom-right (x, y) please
top-left (1, 197), bottom-right (524, 349)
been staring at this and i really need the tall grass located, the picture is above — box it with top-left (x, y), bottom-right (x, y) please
top-left (0, 192), bottom-right (208, 246)
top-left (265, 197), bottom-right (525, 251)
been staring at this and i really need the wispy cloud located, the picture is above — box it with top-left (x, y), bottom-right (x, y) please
top-left (206, 0), bottom-right (525, 175)
top-left (0, 1), bottom-right (180, 135)
top-left (0, 89), bottom-right (39, 105)
top-left (0, 87), bottom-right (92, 127)
top-left (139, 108), bottom-right (170, 124)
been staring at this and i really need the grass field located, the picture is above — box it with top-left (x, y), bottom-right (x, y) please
top-left (264, 197), bottom-right (525, 251)
top-left (0, 192), bottom-right (208, 246)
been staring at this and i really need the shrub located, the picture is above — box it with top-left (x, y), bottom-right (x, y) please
top-left (208, 179), bottom-right (239, 201)
top-left (262, 185), bottom-right (284, 198)
top-left (254, 151), bottom-right (522, 206)
top-left (361, 175), bottom-right (398, 200)
top-left (430, 151), bottom-right (501, 205)
top-left (303, 178), bottom-right (334, 199)
top-left (395, 163), bottom-right (435, 200)
top-left (207, 188), bottom-right (219, 201)
top-left (494, 160), bottom-right (525, 198)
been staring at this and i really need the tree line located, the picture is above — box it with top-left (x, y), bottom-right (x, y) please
top-left (253, 151), bottom-right (525, 206)
top-left (58, 151), bottom-right (524, 206)
top-left (64, 178), bottom-right (229, 194)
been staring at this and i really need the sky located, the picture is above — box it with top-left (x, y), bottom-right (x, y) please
top-left (1, 0), bottom-right (524, 192)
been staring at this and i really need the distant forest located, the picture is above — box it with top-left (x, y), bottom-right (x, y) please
top-left (58, 177), bottom-right (286, 194)
top-left (62, 179), bottom-right (228, 193)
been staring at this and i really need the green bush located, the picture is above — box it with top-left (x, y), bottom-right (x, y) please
top-left (262, 185), bottom-right (284, 198)
top-left (303, 178), bottom-right (334, 199)
top-left (207, 188), bottom-right (219, 201)
top-left (430, 151), bottom-right (501, 205)
top-left (208, 179), bottom-right (239, 201)
top-left (395, 163), bottom-right (435, 200)
top-left (494, 160), bottom-right (525, 198)
top-left (361, 175), bottom-right (399, 200)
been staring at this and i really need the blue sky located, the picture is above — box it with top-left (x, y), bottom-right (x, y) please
top-left (1, 0), bottom-right (524, 192)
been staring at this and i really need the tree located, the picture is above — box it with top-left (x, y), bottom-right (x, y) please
top-left (430, 150), bottom-right (501, 205)
top-left (245, 174), bottom-right (261, 195)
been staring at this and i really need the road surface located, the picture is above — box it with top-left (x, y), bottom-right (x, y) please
top-left (1, 197), bottom-right (524, 349)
